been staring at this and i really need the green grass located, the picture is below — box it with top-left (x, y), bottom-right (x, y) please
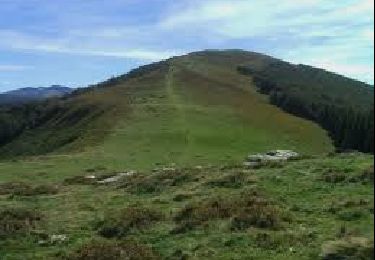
top-left (80, 55), bottom-right (333, 170)
top-left (0, 153), bottom-right (373, 259)
top-left (1, 51), bottom-right (333, 167)
top-left (0, 51), bottom-right (356, 259)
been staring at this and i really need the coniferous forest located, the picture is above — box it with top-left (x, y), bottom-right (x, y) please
top-left (238, 61), bottom-right (374, 153)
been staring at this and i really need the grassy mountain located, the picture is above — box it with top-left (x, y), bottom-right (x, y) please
top-left (0, 50), bottom-right (373, 259)
top-left (0, 50), bottom-right (336, 165)
top-left (0, 50), bottom-right (374, 164)
top-left (0, 85), bottom-right (72, 105)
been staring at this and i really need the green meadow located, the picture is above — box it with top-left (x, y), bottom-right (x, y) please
top-left (0, 51), bottom-right (372, 259)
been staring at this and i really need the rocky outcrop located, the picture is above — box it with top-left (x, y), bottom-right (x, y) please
top-left (244, 150), bottom-right (300, 168)
top-left (97, 171), bottom-right (136, 184)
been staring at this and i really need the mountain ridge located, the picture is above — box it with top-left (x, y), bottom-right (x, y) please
top-left (0, 85), bottom-right (72, 105)
top-left (0, 50), bottom-right (373, 161)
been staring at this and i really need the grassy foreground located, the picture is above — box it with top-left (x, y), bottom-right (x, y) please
top-left (0, 152), bottom-right (373, 259)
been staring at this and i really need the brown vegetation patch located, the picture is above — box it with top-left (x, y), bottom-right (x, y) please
top-left (96, 207), bottom-right (163, 238)
top-left (321, 237), bottom-right (374, 260)
top-left (172, 189), bottom-right (282, 233)
top-left (68, 239), bottom-right (160, 260)
top-left (327, 199), bottom-right (373, 221)
top-left (119, 168), bottom-right (197, 194)
top-left (319, 165), bottom-right (374, 185)
top-left (0, 207), bottom-right (42, 238)
top-left (358, 165), bottom-right (374, 184)
top-left (205, 171), bottom-right (257, 189)
top-left (0, 182), bottom-right (58, 196)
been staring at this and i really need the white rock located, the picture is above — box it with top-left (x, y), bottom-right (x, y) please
top-left (50, 234), bottom-right (68, 244)
top-left (97, 171), bottom-right (135, 184)
top-left (245, 150), bottom-right (300, 165)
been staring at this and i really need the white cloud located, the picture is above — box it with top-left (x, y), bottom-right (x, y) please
top-left (310, 60), bottom-right (374, 83)
top-left (336, 0), bottom-right (374, 15)
top-left (158, 0), bottom-right (374, 83)
top-left (160, 0), bottom-right (373, 39)
top-left (0, 0), bottom-right (373, 84)
top-left (0, 64), bottom-right (32, 71)
top-left (0, 29), bottom-right (181, 61)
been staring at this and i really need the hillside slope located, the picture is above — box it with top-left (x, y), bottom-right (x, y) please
top-left (3, 50), bottom-right (366, 167)
top-left (237, 54), bottom-right (374, 153)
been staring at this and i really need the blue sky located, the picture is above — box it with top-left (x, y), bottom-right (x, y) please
top-left (0, 0), bottom-right (373, 92)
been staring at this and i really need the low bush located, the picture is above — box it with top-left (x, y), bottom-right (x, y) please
top-left (321, 237), bottom-right (374, 260)
top-left (328, 199), bottom-right (371, 213)
top-left (320, 170), bottom-right (347, 183)
top-left (327, 199), bottom-right (372, 222)
top-left (337, 210), bottom-right (365, 221)
top-left (205, 172), bottom-right (252, 189)
top-left (254, 232), bottom-right (315, 251)
top-left (173, 193), bottom-right (193, 202)
top-left (0, 182), bottom-right (27, 195)
top-left (231, 204), bottom-right (280, 230)
top-left (64, 176), bottom-right (97, 185)
top-left (68, 239), bottom-right (160, 260)
top-left (358, 165), bottom-right (374, 184)
top-left (0, 182), bottom-right (58, 196)
top-left (0, 207), bottom-right (42, 238)
top-left (172, 189), bottom-right (282, 233)
top-left (120, 169), bottom-right (196, 194)
top-left (96, 207), bottom-right (163, 238)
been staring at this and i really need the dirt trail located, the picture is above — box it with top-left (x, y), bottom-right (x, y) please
top-left (165, 63), bottom-right (192, 159)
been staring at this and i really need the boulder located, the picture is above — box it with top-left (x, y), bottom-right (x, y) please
top-left (97, 171), bottom-right (135, 184)
top-left (244, 150), bottom-right (300, 168)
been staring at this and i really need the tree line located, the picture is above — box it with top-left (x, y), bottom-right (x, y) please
top-left (239, 63), bottom-right (374, 153)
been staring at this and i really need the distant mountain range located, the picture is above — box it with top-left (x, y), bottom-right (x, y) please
top-left (0, 85), bottom-right (72, 105)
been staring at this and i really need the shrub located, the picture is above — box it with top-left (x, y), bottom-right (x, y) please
top-left (68, 239), bottom-right (160, 260)
top-left (14, 184), bottom-right (58, 196)
top-left (358, 165), bottom-right (374, 184)
top-left (0, 207), bottom-right (42, 238)
top-left (120, 169), bottom-right (196, 194)
top-left (337, 210), bottom-right (365, 221)
top-left (252, 230), bottom-right (316, 251)
top-left (328, 199), bottom-right (372, 221)
top-left (0, 182), bottom-right (58, 196)
top-left (64, 176), bottom-right (96, 185)
top-left (231, 204), bottom-right (280, 230)
top-left (205, 172), bottom-right (250, 189)
top-left (321, 237), bottom-right (374, 260)
top-left (0, 182), bottom-right (27, 195)
top-left (320, 170), bottom-right (347, 183)
top-left (173, 193), bottom-right (193, 202)
top-left (172, 190), bottom-right (282, 233)
top-left (96, 207), bottom-right (163, 238)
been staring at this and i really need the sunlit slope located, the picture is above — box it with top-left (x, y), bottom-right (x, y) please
top-left (0, 84), bottom-right (131, 157)
top-left (95, 52), bottom-right (333, 168)
top-left (0, 50), bottom-right (333, 167)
